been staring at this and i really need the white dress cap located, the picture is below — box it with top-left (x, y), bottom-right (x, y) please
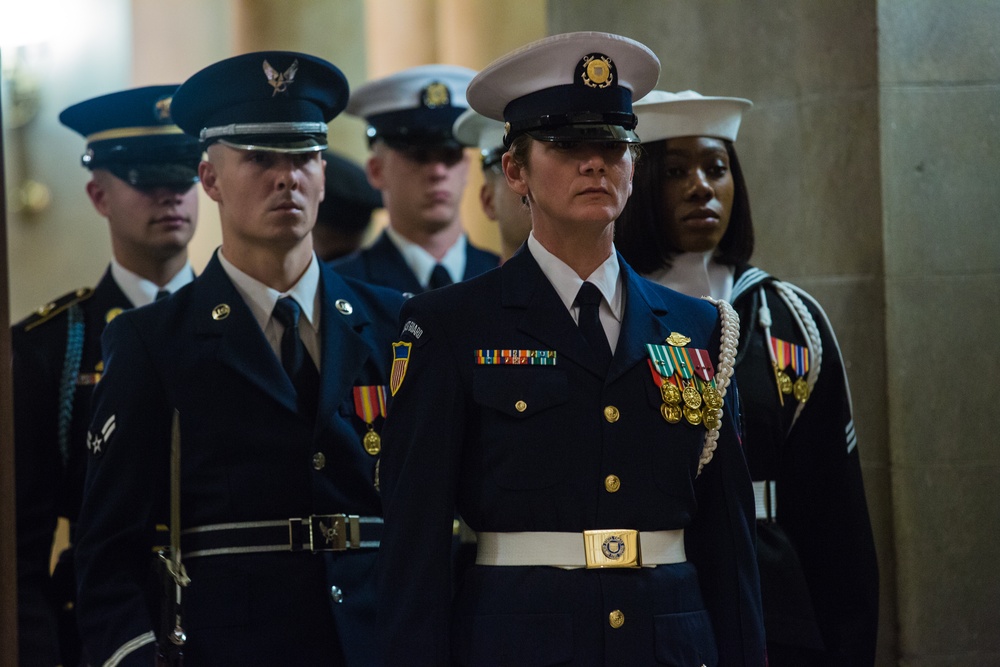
top-left (452, 109), bottom-right (507, 167)
top-left (633, 90), bottom-right (753, 143)
top-left (466, 31), bottom-right (660, 146)
top-left (346, 64), bottom-right (477, 147)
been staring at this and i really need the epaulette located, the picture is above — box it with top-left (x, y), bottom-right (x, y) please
top-left (23, 287), bottom-right (94, 332)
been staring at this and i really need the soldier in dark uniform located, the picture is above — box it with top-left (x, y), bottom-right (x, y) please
top-left (312, 152), bottom-right (382, 262)
top-left (377, 33), bottom-right (765, 666)
top-left (453, 108), bottom-right (533, 263)
top-left (616, 90), bottom-right (879, 665)
top-left (74, 52), bottom-right (404, 666)
top-left (12, 85), bottom-right (201, 667)
top-left (331, 65), bottom-right (499, 293)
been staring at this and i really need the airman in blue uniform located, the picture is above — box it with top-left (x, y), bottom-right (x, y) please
top-left (331, 65), bottom-right (499, 294)
top-left (376, 32), bottom-right (766, 666)
top-left (12, 85), bottom-right (200, 667)
top-left (74, 52), bottom-right (403, 666)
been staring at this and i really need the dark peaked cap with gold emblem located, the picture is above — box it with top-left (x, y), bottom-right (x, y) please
top-left (346, 64), bottom-right (476, 148)
top-left (466, 31), bottom-right (660, 147)
top-left (59, 85), bottom-right (202, 189)
top-left (171, 51), bottom-right (349, 153)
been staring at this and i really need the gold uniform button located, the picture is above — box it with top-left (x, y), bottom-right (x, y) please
top-left (603, 405), bottom-right (620, 423)
top-left (312, 452), bottom-right (326, 470)
top-left (515, 400), bottom-right (527, 413)
top-left (609, 609), bottom-right (625, 628)
top-left (604, 474), bottom-right (621, 493)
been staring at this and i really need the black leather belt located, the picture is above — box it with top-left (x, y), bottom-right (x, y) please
top-left (181, 514), bottom-right (382, 558)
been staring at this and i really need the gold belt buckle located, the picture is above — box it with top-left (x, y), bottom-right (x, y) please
top-left (583, 529), bottom-right (641, 569)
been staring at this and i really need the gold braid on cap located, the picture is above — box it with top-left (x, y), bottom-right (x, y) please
top-left (697, 297), bottom-right (740, 476)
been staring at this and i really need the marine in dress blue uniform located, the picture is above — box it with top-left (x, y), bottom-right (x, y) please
top-left (13, 85), bottom-right (200, 667)
top-left (73, 52), bottom-right (404, 666)
top-left (617, 90), bottom-right (878, 665)
top-left (331, 65), bottom-right (499, 294)
top-left (376, 33), bottom-right (765, 666)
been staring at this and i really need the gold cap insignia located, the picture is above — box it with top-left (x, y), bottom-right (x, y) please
top-left (335, 299), bottom-right (353, 315)
top-left (105, 307), bottom-right (124, 324)
top-left (211, 304), bottom-right (231, 320)
top-left (154, 95), bottom-right (172, 121)
top-left (666, 332), bottom-right (691, 347)
top-left (422, 81), bottom-right (451, 108)
top-left (263, 59), bottom-right (299, 97)
top-left (580, 54), bottom-right (614, 89)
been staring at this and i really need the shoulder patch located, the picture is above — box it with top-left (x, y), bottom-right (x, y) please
top-left (23, 287), bottom-right (94, 332)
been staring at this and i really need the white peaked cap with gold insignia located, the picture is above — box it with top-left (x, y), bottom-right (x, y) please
top-left (633, 90), bottom-right (753, 143)
top-left (452, 108), bottom-right (507, 168)
top-left (346, 64), bottom-right (477, 147)
top-left (466, 31), bottom-right (660, 147)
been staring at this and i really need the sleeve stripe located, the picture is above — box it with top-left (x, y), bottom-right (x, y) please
top-left (846, 419), bottom-right (858, 455)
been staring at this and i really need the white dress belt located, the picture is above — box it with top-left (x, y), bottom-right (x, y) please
top-left (753, 480), bottom-right (777, 521)
top-left (475, 529), bottom-right (686, 569)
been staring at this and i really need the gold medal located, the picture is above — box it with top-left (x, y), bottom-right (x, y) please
top-left (702, 385), bottom-right (723, 410)
top-left (702, 407), bottom-right (722, 431)
top-left (363, 430), bottom-right (381, 456)
top-left (660, 382), bottom-right (682, 405)
top-left (682, 384), bottom-right (702, 409)
top-left (660, 403), bottom-right (681, 424)
top-left (683, 404), bottom-right (703, 426)
top-left (777, 370), bottom-right (793, 395)
top-left (793, 376), bottom-right (810, 403)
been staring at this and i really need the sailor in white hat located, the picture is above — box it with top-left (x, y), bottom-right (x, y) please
top-left (332, 65), bottom-right (500, 294)
top-left (617, 89), bottom-right (880, 666)
top-left (453, 108), bottom-right (532, 263)
top-left (377, 35), bottom-right (766, 667)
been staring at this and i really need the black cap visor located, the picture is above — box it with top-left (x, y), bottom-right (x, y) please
top-left (102, 161), bottom-right (199, 190)
top-left (520, 122), bottom-right (639, 145)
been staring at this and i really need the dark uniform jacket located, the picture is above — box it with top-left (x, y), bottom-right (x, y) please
top-left (331, 229), bottom-right (499, 294)
top-left (75, 254), bottom-right (404, 666)
top-left (376, 248), bottom-right (765, 666)
top-left (12, 269), bottom-right (131, 667)
top-left (730, 265), bottom-right (879, 666)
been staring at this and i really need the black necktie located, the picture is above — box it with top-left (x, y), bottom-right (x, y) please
top-left (575, 282), bottom-right (612, 374)
top-left (155, 290), bottom-right (170, 301)
top-left (428, 264), bottom-right (453, 290)
top-left (273, 297), bottom-right (320, 416)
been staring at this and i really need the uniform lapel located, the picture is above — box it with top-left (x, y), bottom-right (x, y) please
top-left (608, 259), bottom-right (674, 384)
top-left (368, 231), bottom-right (424, 294)
top-left (502, 249), bottom-right (606, 377)
top-left (191, 255), bottom-right (299, 413)
top-left (315, 262), bottom-right (372, 434)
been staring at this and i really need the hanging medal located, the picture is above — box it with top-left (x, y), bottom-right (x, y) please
top-left (769, 335), bottom-right (810, 405)
top-left (353, 385), bottom-right (387, 455)
top-left (790, 340), bottom-right (811, 403)
top-left (646, 344), bottom-right (683, 424)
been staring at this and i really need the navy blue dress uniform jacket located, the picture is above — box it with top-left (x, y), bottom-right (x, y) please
top-left (376, 248), bottom-right (766, 666)
top-left (730, 266), bottom-right (878, 666)
top-left (75, 254), bottom-right (404, 666)
top-left (12, 269), bottom-right (131, 667)
top-left (331, 229), bottom-right (499, 294)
